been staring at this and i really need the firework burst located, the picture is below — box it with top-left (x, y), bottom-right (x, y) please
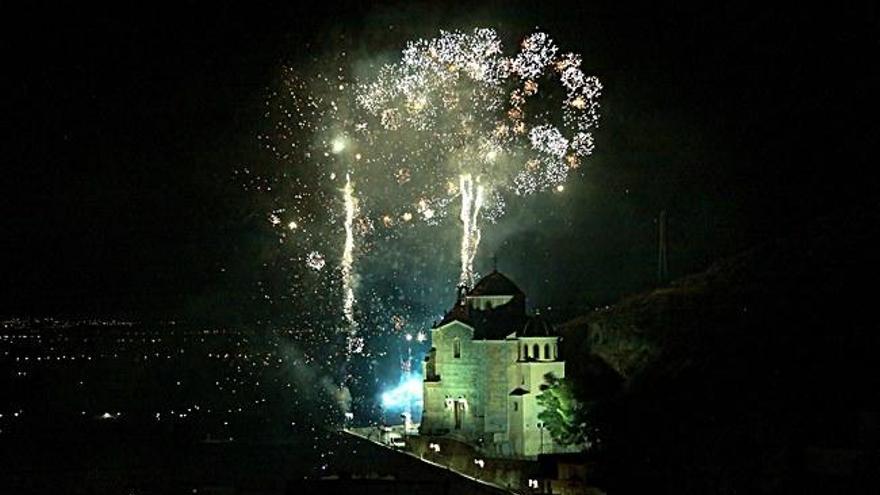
top-left (355, 28), bottom-right (602, 284)
top-left (246, 27), bottom-right (602, 424)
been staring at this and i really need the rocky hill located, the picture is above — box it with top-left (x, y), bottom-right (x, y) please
top-left (560, 206), bottom-right (880, 494)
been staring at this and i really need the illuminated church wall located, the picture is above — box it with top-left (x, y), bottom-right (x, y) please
top-left (420, 271), bottom-right (569, 458)
top-left (422, 320), bottom-right (483, 437)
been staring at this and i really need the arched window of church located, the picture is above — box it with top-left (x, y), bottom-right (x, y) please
top-left (513, 401), bottom-right (518, 412)
top-left (453, 338), bottom-right (461, 359)
top-left (517, 344), bottom-right (521, 361)
top-left (533, 344), bottom-right (539, 360)
top-left (544, 343), bottom-right (550, 360)
top-left (522, 344), bottom-right (528, 359)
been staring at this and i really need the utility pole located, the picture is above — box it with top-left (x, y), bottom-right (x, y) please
top-left (657, 210), bottom-right (669, 284)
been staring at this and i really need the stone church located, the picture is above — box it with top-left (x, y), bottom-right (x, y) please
top-left (420, 269), bottom-right (568, 458)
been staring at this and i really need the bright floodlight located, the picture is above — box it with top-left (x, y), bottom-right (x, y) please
top-left (381, 376), bottom-right (423, 409)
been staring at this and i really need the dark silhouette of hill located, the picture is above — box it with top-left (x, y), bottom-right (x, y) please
top-left (560, 205), bottom-right (880, 494)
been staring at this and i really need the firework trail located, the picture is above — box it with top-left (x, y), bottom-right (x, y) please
top-left (458, 174), bottom-right (485, 287)
top-left (341, 172), bottom-right (363, 354)
top-left (341, 173), bottom-right (356, 325)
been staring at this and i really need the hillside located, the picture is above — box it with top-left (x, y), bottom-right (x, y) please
top-left (560, 206), bottom-right (880, 494)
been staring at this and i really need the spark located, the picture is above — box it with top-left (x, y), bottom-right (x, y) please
top-left (306, 251), bottom-right (326, 271)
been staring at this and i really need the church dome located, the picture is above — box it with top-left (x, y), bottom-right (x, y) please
top-left (468, 270), bottom-right (524, 297)
top-left (520, 315), bottom-right (555, 337)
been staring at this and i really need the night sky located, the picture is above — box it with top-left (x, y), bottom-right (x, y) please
top-left (3, 2), bottom-right (878, 320)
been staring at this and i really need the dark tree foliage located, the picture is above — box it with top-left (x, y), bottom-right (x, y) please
top-left (536, 373), bottom-right (588, 447)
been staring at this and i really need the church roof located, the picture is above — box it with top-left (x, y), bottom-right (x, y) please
top-left (435, 300), bottom-right (529, 340)
top-left (435, 270), bottom-right (528, 339)
top-left (520, 315), bottom-right (556, 337)
top-left (467, 270), bottom-right (524, 297)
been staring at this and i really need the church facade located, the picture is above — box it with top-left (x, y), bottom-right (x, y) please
top-left (420, 270), bottom-right (569, 458)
